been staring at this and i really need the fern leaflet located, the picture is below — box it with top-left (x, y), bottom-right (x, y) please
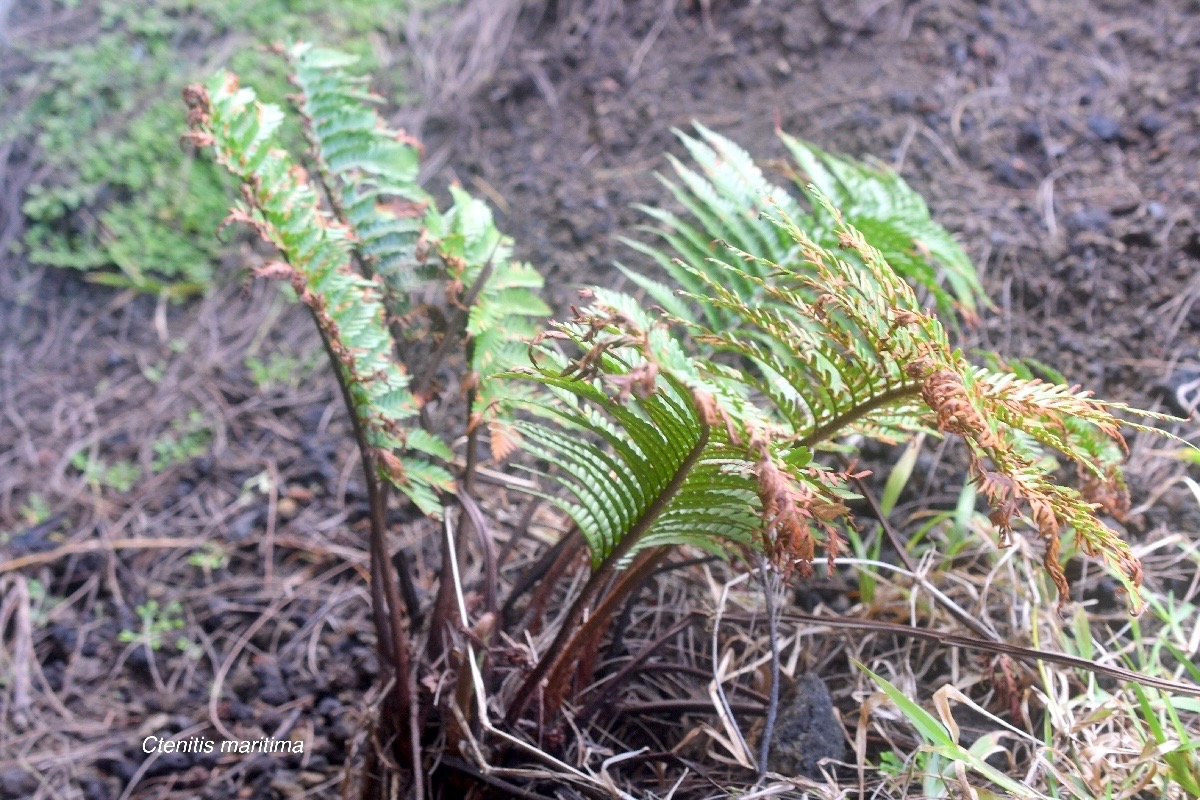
top-left (184, 73), bottom-right (454, 516)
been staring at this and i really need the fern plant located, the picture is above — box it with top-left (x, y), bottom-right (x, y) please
top-left (503, 198), bottom-right (1169, 719)
top-left (187, 44), bottom-right (1176, 795)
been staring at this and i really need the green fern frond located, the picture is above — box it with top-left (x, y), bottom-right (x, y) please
top-left (426, 186), bottom-right (550, 459)
top-left (633, 124), bottom-right (985, 328)
top-left (629, 125), bottom-right (801, 322)
top-left (792, 200), bottom-right (1172, 605)
top-left (184, 74), bottom-right (453, 516)
top-left (289, 44), bottom-right (432, 310)
top-left (509, 336), bottom-right (828, 569)
top-left (510, 195), bottom-right (1175, 605)
top-left (514, 373), bottom-right (750, 565)
top-left (780, 133), bottom-right (985, 321)
top-left (289, 46), bottom-right (548, 463)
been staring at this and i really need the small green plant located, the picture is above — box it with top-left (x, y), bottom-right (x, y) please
top-left (245, 352), bottom-right (314, 391)
top-left (71, 451), bottom-right (141, 493)
top-left (187, 542), bottom-right (229, 575)
top-left (860, 663), bottom-right (1041, 798)
top-left (187, 44), bottom-right (1178, 798)
top-left (17, 493), bottom-right (52, 526)
top-left (119, 599), bottom-right (186, 652)
top-left (877, 749), bottom-right (910, 777)
top-left (846, 524), bottom-right (884, 605)
top-left (24, 578), bottom-right (61, 627)
top-left (151, 410), bottom-right (212, 472)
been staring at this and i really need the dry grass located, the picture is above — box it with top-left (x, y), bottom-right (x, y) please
top-left (435, 428), bottom-right (1200, 799)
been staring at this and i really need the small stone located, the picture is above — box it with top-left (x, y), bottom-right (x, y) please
top-left (767, 673), bottom-right (845, 778)
top-left (1087, 113), bottom-right (1121, 142)
top-left (316, 696), bottom-right (343, 717)
top-left (244, 755), bottom-right (276, 780)
top-left (229, 700), bottom-right (255, 721)
top-left (276, 497), bottom-right (299, 520)
top-left (145, 752), bottom-right (191, 778)
top-left (82, 779), bottom-right (113, 800)
top-left (228, 510), bottom-right (259, 541)
top-left (1121, 228), bottom-right (1155, 248)
top-left (260, 681), bottom-right (291, 706)
top-left (991, 157), bottom-right (1036, 189)
top-left (736, 63), bottom-right (767, 89)
top-left (49, 622), bottom-right (77, 654)
top-left (1086, 576), bottom-right (1120, 611)
top-left (1137, 111), bottom-right (1167, 137)
top-left (96, 758), bottom-right (138, 784)
top-left (71, 656), bottom-right (106, 682)
top-left (1017, 118), bottom-right (1042, 149)
top-left (229, 664), bottom-right (256, 698)
top-left (1147, 201), bottom-right (1166, 219)
top-left (889, 90), bottom-right (917, 113)
top-left (143, 693), bottom-right (171, 712)
top-left (327, 719), bottom-right (353, 744)
top-left (1067, 207), bottom-right (1111, 233)
top-left (8, 525), bottom-right (57, 556)
top-left (0, 768), bottom-right (36, 798)
top-left (258, 708), bottom-right (283, 730)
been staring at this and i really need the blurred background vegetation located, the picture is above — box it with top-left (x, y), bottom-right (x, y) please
top-left (2, 0), bottom-right (427, 296)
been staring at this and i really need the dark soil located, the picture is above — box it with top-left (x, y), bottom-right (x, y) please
top-left (434, 0), bottom-right (1200, 406)
top-left (4, 0), bottom-right (1200, 798)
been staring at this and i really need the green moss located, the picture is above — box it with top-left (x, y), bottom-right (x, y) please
top-left (7, 0), bottom-right (421, 296)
